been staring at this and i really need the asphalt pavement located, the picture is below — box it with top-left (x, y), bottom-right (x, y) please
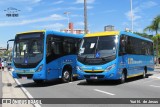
top-left (1, 68), bottom-right (160, 107)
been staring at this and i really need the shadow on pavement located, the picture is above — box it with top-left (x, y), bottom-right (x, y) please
top-left (15, 79), bottom-right (80, 88)
top-left (77, 74), bottom-right (153, 86)
top-left (15, 80), bottom-right (65, 88)
top-left (77, 80), bottom-right (120, 86)
top-left (125, 74), bottom-right (152, 83)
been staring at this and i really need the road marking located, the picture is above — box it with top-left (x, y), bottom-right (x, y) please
top-left (142, 78), bottom-right (158, 83)
top-left (150, 85), bottom-right (160, 88)
top-left (9, 71), bottom-right (41, 107)
top-left (156, 76), bottom-right (160, 79)
top-left (94, 89), bottom-right (115, 96)
top-left (150, 76), bottom-right (160, 79)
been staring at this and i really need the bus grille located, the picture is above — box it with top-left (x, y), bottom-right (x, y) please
top-left (84, 71), bottom-right (104, 73)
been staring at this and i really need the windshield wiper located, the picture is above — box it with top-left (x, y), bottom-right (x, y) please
top-left (101, 57), bottom-right (106, 62)
top-left (100, 55), bottom-right (116, 61)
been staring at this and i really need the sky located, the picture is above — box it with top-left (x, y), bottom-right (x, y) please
top-left (0, 0), bottom-right (160, 48)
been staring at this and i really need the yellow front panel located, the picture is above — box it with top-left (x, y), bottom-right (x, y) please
top-left (85, 31), bottom-right (120, 37)
top-left (17, 30), bottom-right (45, 35)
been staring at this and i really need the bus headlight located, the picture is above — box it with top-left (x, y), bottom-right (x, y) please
top-left (104, 64), bottom-right (115, 72)
top-left (77, 66), bottom-right (83, 71)
top-left (11, 68), bottom-right (14, 72)
top-left (36, 64), bottom-right (43, 72)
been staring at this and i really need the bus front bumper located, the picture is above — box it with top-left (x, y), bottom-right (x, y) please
top-left (77, 70), bottom-right (121, 80)
top-left (12, 71), bottom-right (46, 80)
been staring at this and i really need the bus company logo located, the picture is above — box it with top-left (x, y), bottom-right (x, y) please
top-left (4, 7), bottom-right (20, 17)
top-left (2, 98), bottom-right (42, 104)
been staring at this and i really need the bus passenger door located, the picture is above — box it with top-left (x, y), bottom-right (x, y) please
top-left (118, 35), bottom-right (129, 74)
top-left (46, 35), bottom-right (62, 80)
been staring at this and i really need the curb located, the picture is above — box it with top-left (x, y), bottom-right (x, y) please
top-left (8, 70), bottom-right (41, 107)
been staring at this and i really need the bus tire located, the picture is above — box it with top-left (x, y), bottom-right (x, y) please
top-left (143, 67), bottom-right (147, 78)
top-left (120, 71), bottom-right (126, 84)
top-left (34, 80), bottom-right (44, 84)
top-left (61, 69), bottom-right (71, 83)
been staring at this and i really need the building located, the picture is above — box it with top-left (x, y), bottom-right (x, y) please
top-left (60, 23), bottom-right (85, 34)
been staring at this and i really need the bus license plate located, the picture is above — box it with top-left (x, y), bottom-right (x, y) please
top-left (90, 76), bottom-right (97, 79)
top-left (22, 76), bottom-right (27, 80)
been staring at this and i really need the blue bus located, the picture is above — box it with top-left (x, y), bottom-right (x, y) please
top-left (77, 31), bottom-right (154, 83)
top-left (11, 30), bottom-right (83, 83)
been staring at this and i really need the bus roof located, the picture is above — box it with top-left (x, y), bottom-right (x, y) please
top-left (17, 30), bottom-right (84, 39)
top-left (85, 31), bottom-right (120, 37)
top-left (120, 31), bottom-right (153, 42)
top-left (85, 31), bottom-right (152, 42)
top-left (45, 30), bottom-right (84, 39)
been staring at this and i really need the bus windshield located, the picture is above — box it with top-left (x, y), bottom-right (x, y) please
top-left (78, 35), bottom-right (118, 65)
top-left (13, 33), bottom-right (44, 68)
top-left (79, 35), bottom-right (117, 58)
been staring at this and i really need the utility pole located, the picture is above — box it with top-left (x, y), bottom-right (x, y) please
top-left (84, 0), bottom-right (88, 34)
top-left (64, 12), bottom-right (70, 31)
top-left (130, 0), bottom-right (133, 33)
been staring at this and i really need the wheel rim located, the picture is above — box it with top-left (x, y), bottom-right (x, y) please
top-left (63, 70), bottom-right (70, 80)
top-left (121, 73), bottom-right (125, 83)
top-left (143, 71), bottom-right (146, 78)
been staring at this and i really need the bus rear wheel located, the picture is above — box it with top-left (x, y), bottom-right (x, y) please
top-left (142, 71), bottom-right (146, 78)
top-left (61, 70), bottom-right (71, 83)
top-left (143, 67), bottom-right (147, 78)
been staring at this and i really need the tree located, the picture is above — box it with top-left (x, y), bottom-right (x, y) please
top-left (134, 32), bottom-right (153, 39)
top-left (152, 34), bottom-right (160, 58)
top-left (144, 15), bottom-right (160, 34)
top-left (144, 15), bottom-right (160, 64)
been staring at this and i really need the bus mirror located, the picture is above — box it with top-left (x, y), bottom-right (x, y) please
top-left (7, 43), bottom-right (9, 50)
top-left (7, 39), bottom-right (15, 50)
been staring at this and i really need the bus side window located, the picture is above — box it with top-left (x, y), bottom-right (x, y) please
top-left (63, 38), bottom-right (78, 55)
top-left (46, 37), bottom-right (52, 57)
top-left (119, 35), bottom-right (127, 55)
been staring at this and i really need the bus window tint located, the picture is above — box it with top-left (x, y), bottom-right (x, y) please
top-left (46, 35), bottom-right (80, 63)
top-left (124, 36), bottom-right (154, 55)
top-left (119, 35), bottom-right (128, 55)
top-left (97, 36), bottom-right (116, 57)
top-left (46, 36), bottom-right (63, 58)
top-left (63, 38), bottom-right (77, 54)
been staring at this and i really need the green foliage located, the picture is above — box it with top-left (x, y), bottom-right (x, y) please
top-left (144, 15), bottom-right (160, 34)
top-left (144, 15), bottom-right (160, 59)
top-left (152, 34), bottom-right (160, 57)
top-left (134, 32), bottom-right (153, 39)
top-left (0, 50), bottom-right (12, 58)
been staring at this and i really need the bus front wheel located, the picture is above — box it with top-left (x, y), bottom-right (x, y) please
top-left (120, 72), bottom-right (126, 84)
top-left (61, 70), bottom-right (71, 83)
